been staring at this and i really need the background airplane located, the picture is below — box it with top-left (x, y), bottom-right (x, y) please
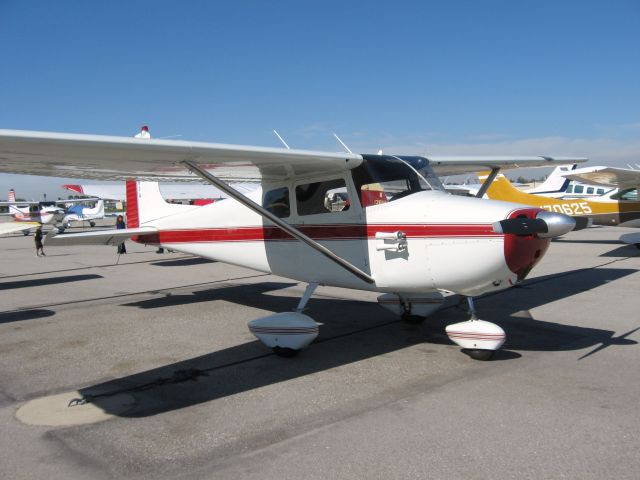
top-left (477, 171), bottom-right (640, 246)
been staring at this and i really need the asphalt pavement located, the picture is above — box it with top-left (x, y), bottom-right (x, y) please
top-left (1, 222), bottom-right (639, 479)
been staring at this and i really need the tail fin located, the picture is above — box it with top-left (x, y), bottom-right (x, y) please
top-left (478, 171), bottom-right (546, 207)
top-left (91, 199), bottom-right (105, 217)
top-left (7, 189), bottom-right (28, 217)
top-left (526, 164), bottom-right (576, 194)
top-left (62, 184), bottom-right (85, 195)
top-left (125, 180), bottom-right (196, 227)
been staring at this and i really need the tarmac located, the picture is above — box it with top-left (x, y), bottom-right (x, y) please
top-left (1, 220), bottom-right (639, 479)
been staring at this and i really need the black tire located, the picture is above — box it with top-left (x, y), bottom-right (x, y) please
top-left (89, 221), bottom-right (96, 227)
top-left (401, 313), bottom-right (426, 324)
top-left (272, 346), bottom-right (300, 358)
top-left (463, 349), bottom-right (495, 361)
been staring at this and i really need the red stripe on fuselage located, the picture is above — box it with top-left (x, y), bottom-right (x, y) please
top-left (136, 224), bottom-right (500, 244)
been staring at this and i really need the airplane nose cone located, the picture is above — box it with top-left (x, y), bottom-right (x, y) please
top-left (535, 211), bottom-right (575, 238)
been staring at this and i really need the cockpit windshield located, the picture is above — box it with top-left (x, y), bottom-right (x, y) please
top-left (351, 155), bottom-right (444, 207)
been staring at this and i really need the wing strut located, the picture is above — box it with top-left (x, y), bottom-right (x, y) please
top-left (475, 167), bottom-right (501, 198)
top-left (181, 160), bottom-right (375, 284)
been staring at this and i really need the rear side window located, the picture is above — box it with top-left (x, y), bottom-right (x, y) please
top-left (263, 187), bottom-right (290, 218)
top-left (574, 185), bottom-right (584, 194)
top-left (295, 179), bottom-right (349, 216)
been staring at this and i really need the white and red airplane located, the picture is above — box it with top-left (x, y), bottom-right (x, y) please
top-left (0, 129), bottom-right (586, 360)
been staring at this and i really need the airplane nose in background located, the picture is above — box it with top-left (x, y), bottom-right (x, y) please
top-left (535, 210), bottom-right (576, 238)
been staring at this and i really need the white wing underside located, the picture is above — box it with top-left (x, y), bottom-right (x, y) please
top-left (0, 129), bottom-right (587, 182)
top-left (0, 221), bottom-right (40, 235)
top-left (564, 167), bottom-right (640, 189)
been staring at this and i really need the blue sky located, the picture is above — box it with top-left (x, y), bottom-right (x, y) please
top-left (1, 0), bottom-right (639, 198)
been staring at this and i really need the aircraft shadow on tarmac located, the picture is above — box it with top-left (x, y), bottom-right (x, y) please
top-left (150, 257), bottom-right (217, 267)
top-left (0, 273), bottom-right (102, 291)
top-left (81, 266), bottom-right (639, 418)
top-left (0, 308), bottom-right (55, 324)
top-left (554, 239), bottom-right (640, 257)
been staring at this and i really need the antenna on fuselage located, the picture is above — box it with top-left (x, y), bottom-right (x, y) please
top-left (333, 133), bottom-right (353, 154)
top-left (273, 130), bottom-right (291, 149)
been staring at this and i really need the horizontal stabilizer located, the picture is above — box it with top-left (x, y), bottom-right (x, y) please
top-left (0, 222), bottom-right (40, 235)
top-left (45, 226), bottom-right (158, 246)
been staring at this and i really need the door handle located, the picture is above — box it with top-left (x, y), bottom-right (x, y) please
top-left (375, 231), bottom-right (407, 252)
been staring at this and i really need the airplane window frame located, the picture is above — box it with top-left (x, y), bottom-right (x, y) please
top-left (294, 177), bottom-right (351, 216)
top-left (262, 186), bottom-right (291, 218)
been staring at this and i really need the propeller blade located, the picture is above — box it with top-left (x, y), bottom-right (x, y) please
top-left (493, 211), bottom-right (575, 238)
top-left (494, 218), bottom-right (548, 236)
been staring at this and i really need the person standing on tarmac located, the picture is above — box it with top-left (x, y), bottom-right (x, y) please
top-left (34, 225), bottom-right (45, 256)
top-left (115, 215), bottom-right (126, 254)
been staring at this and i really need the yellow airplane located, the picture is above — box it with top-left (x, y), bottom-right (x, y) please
top-left (478, 171), bottom-right (640, 231)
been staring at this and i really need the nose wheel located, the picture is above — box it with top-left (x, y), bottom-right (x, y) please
top-left (445, 297), bottom-right (506, 361)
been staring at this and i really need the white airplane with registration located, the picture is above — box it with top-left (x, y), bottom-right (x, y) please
top-left (0, 128), bottom-right (585, 360)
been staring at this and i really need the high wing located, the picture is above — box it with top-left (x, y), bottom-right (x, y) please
top-left (0, 129), bottom-right (586, 181)
top-left (426, 156), bottom-right (586, 176)
top-left (0, 200), bottom-right (40, 206)
top-left (563, 167), bottom-right (640, 189)
top-left (0, 129), bottom-right (362, 182)
top-left (0, 221), bottom-right (40, 235)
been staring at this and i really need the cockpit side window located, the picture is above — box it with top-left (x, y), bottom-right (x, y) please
top-left (263, 187), bottom-right (290, 218)
top-left (611, 188), bottom-right (638, 201)
top-left (295, 178), bottom-right (350, 215)
top-left (352, 155), bottom-right (442, 207)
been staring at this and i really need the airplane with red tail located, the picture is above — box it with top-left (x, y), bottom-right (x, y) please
top-left (0, 129), bottom-right (585, 360)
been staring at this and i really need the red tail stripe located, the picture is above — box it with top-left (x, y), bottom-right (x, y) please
top-left (125, 180), bottom-right (139, 228)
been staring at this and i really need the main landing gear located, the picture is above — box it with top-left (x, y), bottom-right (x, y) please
top-left (445, 297), bottom-right (506, 361)
top-left (248, 283), bottom-right (320, 357)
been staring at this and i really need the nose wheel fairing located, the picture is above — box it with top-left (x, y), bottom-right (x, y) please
top-left (503, 208), bottom-right (551, 281)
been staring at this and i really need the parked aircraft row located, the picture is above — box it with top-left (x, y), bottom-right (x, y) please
top-left (0, 188), bottom-right (105, 235)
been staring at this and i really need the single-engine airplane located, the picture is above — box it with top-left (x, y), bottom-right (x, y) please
top-left (0, 129), bottom-right (586, 360)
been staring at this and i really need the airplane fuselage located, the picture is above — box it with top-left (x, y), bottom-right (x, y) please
top-left (133, 188), bottom-right (549, 297)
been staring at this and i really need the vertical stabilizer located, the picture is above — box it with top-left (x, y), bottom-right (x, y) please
top-left (478, 172), bottom-right (542, 205)
top-left (527, 164), bottom-right (576, 194)
top-left (125, 180), bottom-right (197, 226)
